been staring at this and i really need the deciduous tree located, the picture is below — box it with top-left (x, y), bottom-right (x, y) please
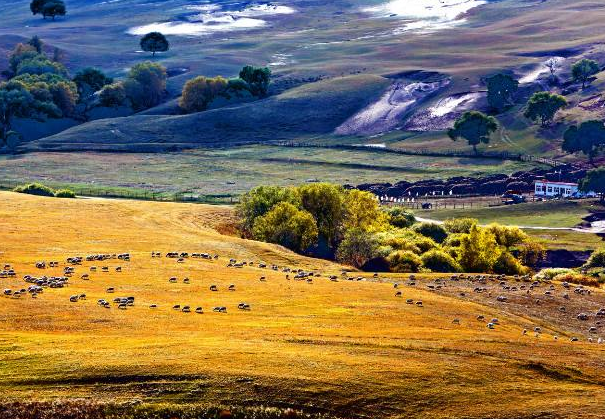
top-left (448, 111), bottom-right (498, 153)
top-left (524, 91), bottom-right (566, 127)
top-left (140, 32), bottom-right (169, 57)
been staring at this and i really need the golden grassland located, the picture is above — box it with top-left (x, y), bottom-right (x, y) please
top-left (1, 192), bottom-right (605, 419)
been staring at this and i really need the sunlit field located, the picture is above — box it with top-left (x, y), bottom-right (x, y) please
top-left (0, 192), bottom-right (604, 418)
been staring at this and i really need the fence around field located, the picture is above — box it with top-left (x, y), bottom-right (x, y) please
top-left (380, 194), bottom-right (547, 210)
top-left (271, 141), bottom-right (563, 167)
top-left (0, 181), bottom-right (240, 205)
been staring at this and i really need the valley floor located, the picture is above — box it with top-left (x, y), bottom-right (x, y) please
top-left (0, 193), bottom-right (605, 418)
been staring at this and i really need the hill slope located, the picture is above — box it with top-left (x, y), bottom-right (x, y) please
top-left (1, 193), bottom-right (605, 418)
top-left (22, 75), bottom-right (390, 152)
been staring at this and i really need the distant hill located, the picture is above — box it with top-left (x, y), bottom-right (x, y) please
top-left (23, 75), bottom-right (390, 152)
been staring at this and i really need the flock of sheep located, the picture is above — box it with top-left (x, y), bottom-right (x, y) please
top-left (2, 252), bottom-right (604, 344)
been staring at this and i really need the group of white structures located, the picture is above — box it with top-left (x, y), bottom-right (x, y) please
top-left (378, 180), bottom-right (597, 203)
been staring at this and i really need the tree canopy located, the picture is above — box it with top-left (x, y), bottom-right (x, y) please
top-left (447, 111), bottom-right (498, 153)
top-left (523, 91), bottom-right (566, 127)
top-left (252, 202), bottom-right (318, 252)
top-left (571, 59), bottom-right (600, 88)
top-left (486, 73), bottom-right (518, 111)
top-left (73, 68), bottom-right (113, 97)
top-left (239, 66), bottom-right (271, 97)
top-left (580, 167), bottom-right (605, 201)
top-left (562, 120), bottom-right (605, 162)
top-left (123, 62), bottom-right (167, 110)
top-left (179, 76), bottom-right (228, 113)
top-left (31, 0), bottom-right (67, 19)
top-left (140, 32), bottom-right (169, 57)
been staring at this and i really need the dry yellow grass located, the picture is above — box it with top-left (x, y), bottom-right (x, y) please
top-left (1, 192), bottom-right (605, 419)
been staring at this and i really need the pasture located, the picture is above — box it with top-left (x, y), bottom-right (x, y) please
top-left (1, 192), bottom-right (605, 418)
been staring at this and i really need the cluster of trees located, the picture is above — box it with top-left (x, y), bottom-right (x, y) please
top-left (30, 0), bottom-right (66, 20)
top-left (237, 183), bottom-right (543, 274)
top-left (580, 167), bottom-right (605, 201)
top-left (563, 120), bottom-right (605, 163)
top-left (179, 66), bottom-right (271, 113)
top-left (99, 62), bottom-right (167, 110)
top-left (0, 37), bottom-right (80, 146)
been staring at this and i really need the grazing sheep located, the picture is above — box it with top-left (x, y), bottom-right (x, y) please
top-left (210, 285), bottom-right (218, 292)
top-left (150, 304), bottom-right (158, 309)
top-left (183, 277), bottom-right (190, 284)
top-left (213, 306), bottom-right (227, 313)
top-left (238, 303), bottom-right (251, 310)
top-left (106, 287), bottom-right (115, 293)
top-left (406, 299), bottom-right (414, 305)
top-left (69, 295), bottom-right (79, 303)
top-left (395, 291), bottom-right (402, 297)
top-left (173, 304), bottom-right (181, 310)
top-left (115, 267), bottom-right (122, 272)
top-left (195, 307), bottom-right (203, 314)
top-left (491, 318), bottom-right (499, 324)
top-left (118, 303), bottom-right (127, 310)
top-left (3, 289), bottom-right (12, 296)
top-left (102, 267), bottom-right (109, 272)
top-left (182, 306), bottom-right (191, 313)
top-left (228, 284), bottom-right (235, 291)
top-left (570, 337), bottom-right (579, 342)
top-left (496, 296), bottom-right (507, 302)
top-left (416, 301), bottom-right (423, 307)
top-left (452, 319), bottom-right (460, 325)
top-left (169, 277), bottom-right (177, 283)
top-left (577, 313), bottom-right (589, 321)
top-left (259, 276), bottom-right (266, 282)
top-left (487, 323), bottom-right (495, 329)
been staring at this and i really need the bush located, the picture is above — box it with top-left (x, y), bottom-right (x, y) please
top-left (385, 207), bottom-right (416, 228)
top-left (388, 250), bottom-right (423, 273)
top-left (124, 62), bottom-right (167, 110)
top-left (252, 202), bottom-right (318, 252)
top-left (584, 249), bottom-right (605, 268)
top-left (13, 183), bottom-right (55, 197)
top-left (54, 189), bottom-right (75, 198)
top-left (443, 218), bottom-right (477, 234)
top-left (553, 272), bottom-right (601, 288)
top-left (421, 249), bottom-right (461, 273)
top-left (534, 268), bottom-right (574, 281)
top-left (99, 83), bottom-right (126, 107)
top-left (412, 222), bottom-right (448, 243)
top-left (179, 76), bottom-right (228, 113)
top-left (493, 252), bottom-right (527, 275)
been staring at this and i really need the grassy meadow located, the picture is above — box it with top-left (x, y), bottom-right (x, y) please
top-left (1, 192), bottom-right (605, 418)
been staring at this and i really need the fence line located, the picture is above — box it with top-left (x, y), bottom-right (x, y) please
top-left (270, 141), bottom-right (562, 167)
top-left (0, 181), bottom-right (240, 205)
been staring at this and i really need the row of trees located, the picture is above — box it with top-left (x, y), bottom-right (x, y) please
top-left (236, 183), bottom-right (543, 274)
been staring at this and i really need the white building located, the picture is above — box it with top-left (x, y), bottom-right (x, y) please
top-left (534, 180), bottom-right (578, 197)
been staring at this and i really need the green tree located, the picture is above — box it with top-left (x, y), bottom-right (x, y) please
top-left (252, 202), bottom-right (318, 252)
top-left (8, 43), bottom-right (39, 75)
top-left (124, 62), bottom-right (167, 110)
top-left (336, 228), bottom-right (379, 268)
top-left (16, 55), bottom-right (68, 77)
top-left (457, 225), bottom-right (502, 273)
top-left (524, 91), bottom-right (567, 127)
top-left (236, 185), bottom-right (301, 236)
top-left (179, 76), bottom-right (228, 113)
top-left (0, 80), bottom-right (60, 145)
top-left (448, 111), bottom-right (498, 153)
top-left (571, 59), bottom-right (600, 89)
top-left (73, 68), bottom-right (113, 98)
top-left (584, 248), bottom-right (605, 268)
top-left (562, 120), bottom-right (605, 163)
top-left (343, 189), bottom-right (387, 232)
top-left (298, 183), bottom-right (346, 247)
top-left (443, 217), bottom-right (478, 234)
top-left (486, 73), bottom-right (518, 111)
top-left (99, 83), bottom-right (126, 107)
top-left (42, 0), bottom-right (66, 20)
top-left (239, 66), bottom-right (271, 97)
top-left (140, 32), bottom-right (169, 57)
top-left (30, 0), bottom-right (46, 15)
top-left (12, 73), bottom-right (78, 116)
top-left (580, 167), bottom-right (605, 202)
top-left (28, 36), bottom-right (44, 54)
top-left (485, 223), bottom-right (528, 249)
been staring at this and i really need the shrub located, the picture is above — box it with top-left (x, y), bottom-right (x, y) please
top-left (518, 241), bottom-right (546, 267)
top-left (124, 62), bottom-right (167, 110)
top-left (54, 189), bottom-right (75, 198)
top-left (385, 207), bottom-right (416, 228)
top-left (493, 252), bottom-right (527, 275)
top-left (179, 76), bottom-right (228, 113)
top-left (443, 218), bottom-right (478, 234)
top-left (99, 83), bottom-right (126, 107)
top-left (412, 222), bottom-right (448, 243)
top-left (584, 248), bottom-right (605, 268)
top-left (457, 225), bottom-right (502, 273)
top-left (13, 183), bottom-right (55, 197)
top-left (388, 250), bottom-right (423, 273)
top-left (553, 272), bottom-right (601, 288)
top-left (421, 249), bottom-right (461, 273)
top-left (239, 65), bottom-right (271, 97)
top-left (534, 268), bottom-right (574, 281)
top-left (486, 223), bottom-right (528, 249)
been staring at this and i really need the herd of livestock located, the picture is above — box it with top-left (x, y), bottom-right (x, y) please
top-left (2, 251), bottom-right (605, 343)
